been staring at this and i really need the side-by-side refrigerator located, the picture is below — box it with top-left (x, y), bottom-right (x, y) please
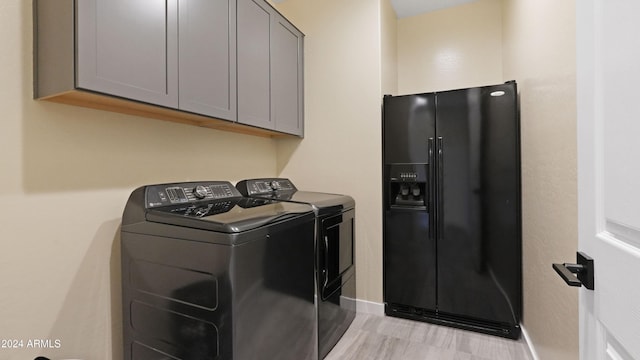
top-left (382, 81), bottom-right (522, 339)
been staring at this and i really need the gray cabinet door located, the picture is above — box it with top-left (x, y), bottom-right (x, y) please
top-left (271, 14), bottom-right (304, 136)
top-left (237, 0), bottom-right (304, 135)
top-left (178, 0), bottom-right (237, 120)
top-left (76, 0), bottom-right (179, 107)
top-left (237, 0), bottom-right (272, 130)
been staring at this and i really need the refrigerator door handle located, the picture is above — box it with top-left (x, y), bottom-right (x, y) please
top-left (428, 137), bottom-right (435, 241)
top-left (437, 137), bottom-right (444, 242)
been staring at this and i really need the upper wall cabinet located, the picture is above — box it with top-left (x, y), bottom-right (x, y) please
top-left (237, 0), bottom-right (304, 136)
top-left (178, 0), bottom-right (237, 120)
top-left (75, 0), bottom-right (180, 109)
top-left (34, 0), bottom-right (303, 137)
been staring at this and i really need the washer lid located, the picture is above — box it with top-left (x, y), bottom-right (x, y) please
top-left (146, 197), bottom-right (314, 233)
top-left (250, 191), bottom-right (354, 213)
top-left (277, 191), bottom-right (354, 210)
top-left (235, 178), bottom-right (355, 212)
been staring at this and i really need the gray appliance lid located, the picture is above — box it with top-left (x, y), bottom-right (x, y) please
top-left (146, 197), bottom-right (314, 233)
top-left (261, 191), bottom-right (355, 211)
top-left (235, 178), bottom-right (355, 211)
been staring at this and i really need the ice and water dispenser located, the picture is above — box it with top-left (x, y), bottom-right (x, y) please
top-left (386, 164), bottom-right (428, 210)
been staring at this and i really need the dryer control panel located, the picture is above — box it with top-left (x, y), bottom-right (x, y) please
top-left (236, 178), bottom-right (297, 196)
top-left (145, 181), bottom-right (242, 208)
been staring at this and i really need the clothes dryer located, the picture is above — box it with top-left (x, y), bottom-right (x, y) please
top-left (236, 178), bottom-right (356, 359)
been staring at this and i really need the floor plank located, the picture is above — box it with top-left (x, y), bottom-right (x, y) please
top-left (325, 313), bottom-right (532, 360)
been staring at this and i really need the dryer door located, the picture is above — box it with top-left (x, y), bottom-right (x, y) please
top-left (319, 209), bottom-right (355, 299)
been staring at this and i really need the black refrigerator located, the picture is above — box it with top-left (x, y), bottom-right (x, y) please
top-left (382, 81), bottom-right (522, 339)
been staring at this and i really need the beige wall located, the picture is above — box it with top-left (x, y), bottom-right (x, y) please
top-left (381, 0), bottom-right (399, 96)
top-left (502, 1), bottom-right (578, 359)
top-left (273, 0), bottom-right (391, 303)
top-left (397, 0), bottom-right (503, 95)
top-left (1, 0), bottom-right (579, 358)
top-left (1, 1), bottom-right (277, 359)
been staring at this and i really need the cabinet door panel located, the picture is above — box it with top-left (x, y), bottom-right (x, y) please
top-left (237, 0), bottom-right (272, 129)
top-left (272, 15), bottom-right (303, 136)
top-left (179, 0), bottom-right (236, 120)
top-left (76, 0), bottom-right (178, 107)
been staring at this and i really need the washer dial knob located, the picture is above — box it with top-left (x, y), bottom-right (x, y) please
top-left (193, 185), bottom-right (208, 199)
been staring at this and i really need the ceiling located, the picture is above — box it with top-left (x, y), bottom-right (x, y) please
top-left (270, 0), bottom-right (480, 19)
top-left (390, 0), bottom-right (479, 18)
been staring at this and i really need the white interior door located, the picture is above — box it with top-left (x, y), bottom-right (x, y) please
top-left (577, 1), bottom-right (640, 359)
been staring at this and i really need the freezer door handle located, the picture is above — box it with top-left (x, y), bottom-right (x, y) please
top-left (552, 252), bottom-right (595, 290)
top-left (437, 137), bottom-right (444, 241)
top-left (428, 137), bottom-right (435, 241)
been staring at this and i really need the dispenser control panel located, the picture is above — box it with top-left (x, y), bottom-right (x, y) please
top-left (388, 164), bottom-right (427, 183)
top-left (387, 164), bottom-right (428, 210)
top-left (399, 172), bottom-right (418, 180)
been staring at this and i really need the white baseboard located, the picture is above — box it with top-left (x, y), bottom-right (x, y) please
top-left (521, 325), bottom-right (540, 360)
top-left (355, 299), bottom-right (385, 316)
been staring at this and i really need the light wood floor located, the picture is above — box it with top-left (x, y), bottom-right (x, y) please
top-left (325, 313), bottom-right (533, 360)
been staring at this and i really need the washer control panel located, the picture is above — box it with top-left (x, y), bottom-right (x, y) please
top-left (236, 178), bottom-right (297, 196)
top-left (145, 181), bottom-right (242, 208)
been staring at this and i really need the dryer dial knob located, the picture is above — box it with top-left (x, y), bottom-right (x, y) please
top-left (193, 185), bottom-right (208, 199)
top-left (270, 181), bottom-right (279, 191)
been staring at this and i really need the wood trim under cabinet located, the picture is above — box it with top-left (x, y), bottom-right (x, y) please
top-left (38, 90), bottom-right (293, 138)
